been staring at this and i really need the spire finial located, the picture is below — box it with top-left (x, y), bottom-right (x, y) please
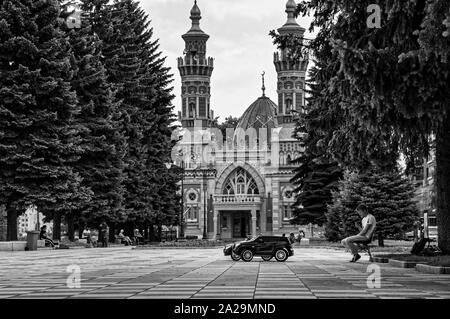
top-left (189, 0), bottom-right (201, 30)
top-left (285, 0), bottom-right (297, 24)
top-left (261, 71), bottom-right (266, 97)
top-left (278, 0), bottom-right (304, 36)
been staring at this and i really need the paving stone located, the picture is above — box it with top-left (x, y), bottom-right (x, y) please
top-left (0, 247), bottom-right (449, 299)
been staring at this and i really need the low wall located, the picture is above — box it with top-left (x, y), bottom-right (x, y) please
top-left (0, 241), bottom-right (27, 251)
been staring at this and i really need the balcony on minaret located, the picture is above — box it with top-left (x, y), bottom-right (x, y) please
top-left (274, 51), bottom-right (307, 72)
top-left (178, 56), bottom-right (214, 68)
top-left (178, 56), bottom-right (214, 77)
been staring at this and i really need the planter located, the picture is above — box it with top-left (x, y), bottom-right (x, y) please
top-left (415, 263), bottom-right (450, 275)
top-left (388, 259), bottom-right (418, 268)
top-left (0, 241), bottom-right (27, 251)
top-left (373, 256), bottom-right (389, 263)
top-left (299, 238), bottom-right (310, 245)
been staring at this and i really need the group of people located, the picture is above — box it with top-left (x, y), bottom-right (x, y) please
top-left (94, 222), bottom-right (145, 247)
top-left (282, 230), bottom-right (306, 245)
top-left (117, 228), bottom-right (144, 246)
top-left (39, 222), bottom-right (146, 248)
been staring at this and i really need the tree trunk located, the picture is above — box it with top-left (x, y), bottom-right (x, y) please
top-left (436, 118), bottom-right (450, 254)
top-left (109, 222), bottom-right (116, 243)
top-left (377, 232), bottom-right (384, 247)
top-left (149, 223), bottom-right (155, 242)
top-left (79, 219), bottom-right (85, 240)
top-left (144, 222), bottom-right (149, 241)
top-left (67, 213), bottom-right (75, 242)
top-left (157, 224), bottom-right (162, 242)
top-left (53, 213), bottom-right (61, 241)
top-left (6, 208), bottom-right (18, 241)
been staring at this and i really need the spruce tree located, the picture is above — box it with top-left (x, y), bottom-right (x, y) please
top-left (286, 42), bottom-right (343, 227)
top-left (62, 5), bottom-right (126, 240)
top-left (365, 169), bottom-right (419, 245)
top-left (325, 168), bottom-right (419, 245)
top-left (325, 171), bottom-right (360, 242)
top-left (293, 0), bottom-right (450, 252)
top-left (0, 0), bottom-right (86, 240)
top-left (82, 0), bottom-right (179, 234)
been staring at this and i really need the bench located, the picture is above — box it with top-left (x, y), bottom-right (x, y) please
top-left (37, 240), bottom-right (46, 248)
top-left (353, 233), bottom-right (375, 262)
top-left (115, 235), bottom-right (133, 245)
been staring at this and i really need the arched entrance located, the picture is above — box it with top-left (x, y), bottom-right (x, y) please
top-left (213, 164), bottom-right (264, 239)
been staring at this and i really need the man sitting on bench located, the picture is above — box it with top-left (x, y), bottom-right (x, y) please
top-left (341, 204), bottom-right (377, 262)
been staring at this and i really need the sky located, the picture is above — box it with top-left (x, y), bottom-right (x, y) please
top-left (141, 0), bottom-right (316, 122)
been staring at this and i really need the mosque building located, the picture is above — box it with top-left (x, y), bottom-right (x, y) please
top-left (174, 0), bottom-right (308, 239)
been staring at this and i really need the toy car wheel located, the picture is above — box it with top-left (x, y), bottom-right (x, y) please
top-left (275, 249), bottom-right (288, 262)
top-left (231, 251), bottom-right (241, 261)
top-left (261, 255), bottom-right (272, 261)
top-left (241, 249), bottom-right (254, 262)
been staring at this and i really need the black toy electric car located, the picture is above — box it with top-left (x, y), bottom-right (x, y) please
top-left (223, 235), bottom-right (294, 262)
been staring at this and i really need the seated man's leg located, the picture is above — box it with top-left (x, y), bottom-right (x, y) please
top-left (45, 238), bottom-right (55, 247)
top-left (341, 237), bottom-right (349, 250)
top-left (345, 235), bottom-right (368, 256)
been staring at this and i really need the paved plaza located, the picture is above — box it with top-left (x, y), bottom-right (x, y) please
top-left (0, 247), bottom-right (449, 299)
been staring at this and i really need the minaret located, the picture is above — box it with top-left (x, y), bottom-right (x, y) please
top-left (273, 0), bottom-right (308, 126)
top-left (178, 1), bottom-right (214, 129)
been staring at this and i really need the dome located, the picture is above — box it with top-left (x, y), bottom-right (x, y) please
top-left (234, 96), bottom-right (279, 147)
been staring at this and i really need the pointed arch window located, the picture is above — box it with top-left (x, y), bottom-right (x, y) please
top-left (223, 168), bottom-right (260, 195)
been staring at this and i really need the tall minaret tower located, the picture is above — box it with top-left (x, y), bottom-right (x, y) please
top-left (178, 1), bottom-right (214, 129)
top-left (274, 0), bottom-right (308, 126)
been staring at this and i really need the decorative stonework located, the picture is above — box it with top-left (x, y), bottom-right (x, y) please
top-left (215, 162), bottom-right (266, 196)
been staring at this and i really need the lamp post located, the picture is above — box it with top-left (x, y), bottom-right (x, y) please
top-left (166, 160), bottom-right (185, 239)
top-left (180, 160), bottom-right (185, 238)
top-left (192, 167), bottom-right (208, 240)
top-left (202, 178), bottom-right (207, 240)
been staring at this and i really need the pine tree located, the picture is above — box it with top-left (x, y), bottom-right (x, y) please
top-left (82, 0), bottom-right (179, 235)
top-left (0, 0), bottom-right (87, 240)
top-left (294, 0), bottom-right (450, 252)
top-left (61, 5), bottom-right (127, 240)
